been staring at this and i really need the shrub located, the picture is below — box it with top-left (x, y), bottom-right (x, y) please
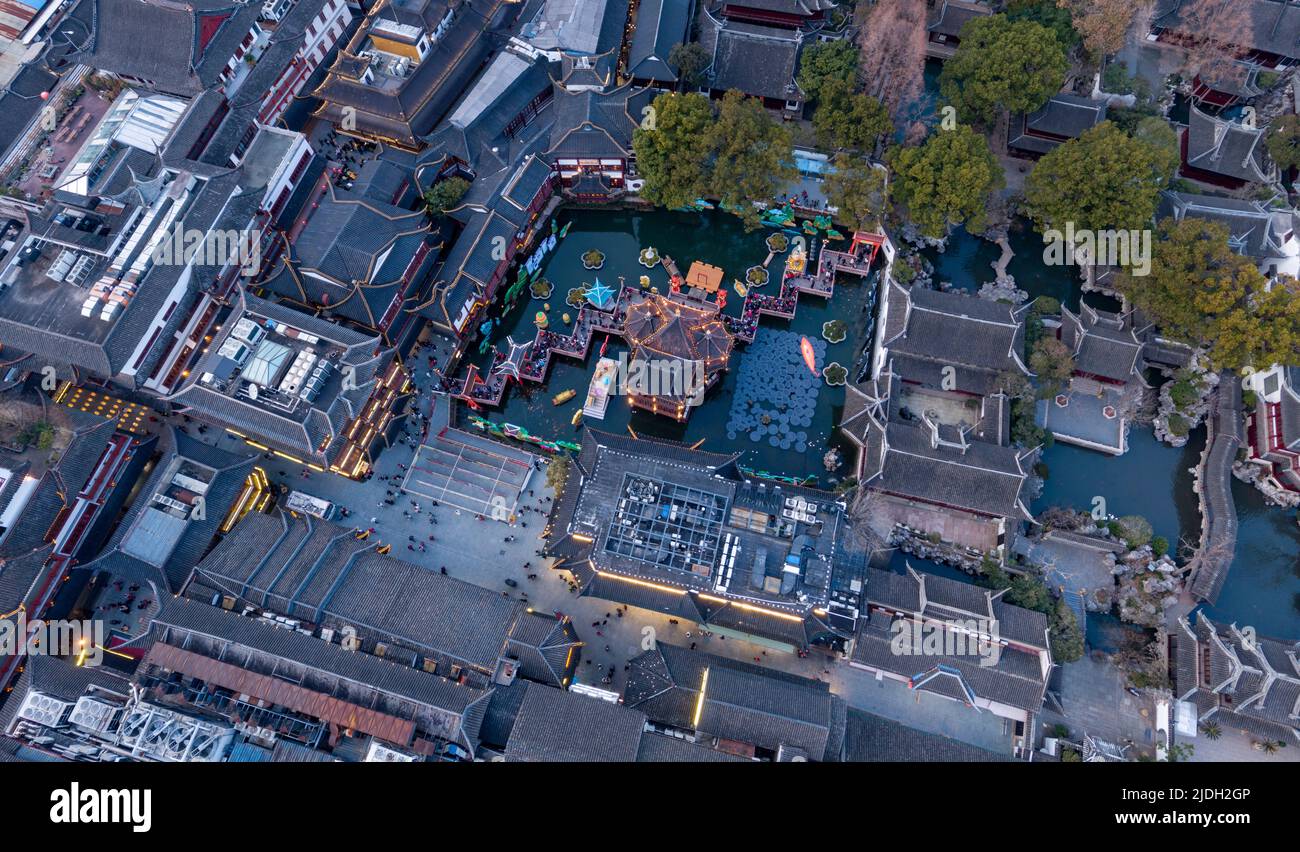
top-left (1169, 379), bottom-right (1198, 411)
top-left (822, 362), bottom-right (848, 386)
top-left (546, 455), bottom-right (570, 491)
top-left (822, 319), bottom-right (847, 343)
top-left (1116, 515), bottom-right (1153, 550)
top-left (1031, 295), bottom-right (1061, 316)
top-left (20, 421), bottom-right (55, 451)
top-left (1102, 63), bottom-right (1134, 94)
top-left (1167, 413), bottom-right (1189, 437)
top-left (1151, 536), bottom-right (1169, 558)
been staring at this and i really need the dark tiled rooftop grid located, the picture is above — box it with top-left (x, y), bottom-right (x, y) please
top-left (185, 509), bottom-right (577, 686)
top-left (842, 708), bottom-right (1010, 762)
top-left (625, 642), bottom-right (845, 760)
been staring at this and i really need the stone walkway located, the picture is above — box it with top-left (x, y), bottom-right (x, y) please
top-left (1041, 655), bottom-right (1158, 759)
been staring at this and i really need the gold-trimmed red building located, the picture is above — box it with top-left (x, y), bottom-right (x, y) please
top-left (620, 291), bottom-right (733, 421)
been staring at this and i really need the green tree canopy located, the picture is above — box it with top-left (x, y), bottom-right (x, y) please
top-left (890, 124), bottom-right (1004, 237)
top-left (797, 39), bottom-right (861, 105)
top-left (1023, 121), bottom-right (1171, 234)
top-left (1117, 217), bottom-right (1300, 371)
top-left (1050, 599), bottom-right (1085, 663)
top-left (632, 92), bottom-right (717, 210)
top-left (667, 42), bottom-right (711, 90)
top-left (1006, 0), bottom-right (1081, 50)
top-left (707, 90), bottom-right (796, 230)
top-left (1266, 113), bottom-right (1300, 171)
top-left (813, 78), bottom-right (893, 152)
top-left (939, 14), bottom-right (1068, 125)
top-left (1029, 335), bottom-right (1075, 398)
top-left (422, 177), bottom-right (470, 214)
top-left (823, 154), bottom-right (888, 232)
top-left (1132, 116), bottom-right (1181, 177)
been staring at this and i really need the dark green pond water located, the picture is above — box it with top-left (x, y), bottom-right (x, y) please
top-left (1201, 480), bottom-right (1300, 637)
top-left (1034, 426), bottom-right (1300, 636)
top-left (918, 220), bottom-right (1119, 312)
top-left (464, 208), bottom-right (875, 483)
top-left (1033, 427), bottom-right (1205, 550)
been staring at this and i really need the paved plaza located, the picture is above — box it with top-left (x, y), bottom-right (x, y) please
top-left (402, 430), bottom-right (534, 518)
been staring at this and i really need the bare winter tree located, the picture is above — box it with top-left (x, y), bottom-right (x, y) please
top-left (1064, 0), bottom-right (1150, 58)
top-left (848, 484), bottom-right (889, 553)
top-left (1169, 0), bottom-right (1258, 93)
top-left (857, 0), bottom-right (929, 124)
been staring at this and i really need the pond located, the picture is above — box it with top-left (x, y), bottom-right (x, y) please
top-left (1033, 426), bottom-right (1205, 550)
top-left (461, 208), bottom-right (877, 484)
top-left (1199, 479), bottom-right (1300, 638)
top-left (919, 219), bottom-right (1121, 312)
top-left (1034, 425), bottom-right (1300, 637)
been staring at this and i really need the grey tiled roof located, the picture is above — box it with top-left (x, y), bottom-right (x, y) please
top-left (842, 708), bottom-right (1009, 761)
top-left (708, 20), bottom-right (802, 102)
top-left (545, 83), bottom-right (640, 161)
top-left (421, 53), bottom-right (556, 175)
top-left (262, 186), bottom-right (442, 329)
top-left (65, 0), bottom-right (263, 96)
top-left (859, 417), bottom-right (1034, 521)
top-left (0, 61), bottom-right (60, 162)
top-left (927, 0), bottom-right (991, 38)
top-left (0, 412), bottom-right (118, 559)
top-left (1009, 94), bottom-right (1107, 156)
top-left (1172, 615), bottom-right (1300, 746)
top-left (145, 596), bottom-right (492, 728)
top-left (504, 681), bottom-right (647, 761)
top-left (625, 642), bottom-right (842, 759)
top-left (1154, 0), bottom-right (1300, 62)
top-left (1184, 105), bottom-right (1273, 184)
top-left (186, 510), bottom-right (573, 684)
top-left (852, 615), bottom-right (1050, 712)
top-left (882, 285), bottom-right (1029, 379)
top-left (1059, 304), bottom-right (1143, 383)
top-left (865, 565), bottom-right (1050, 649)
top-left (0, 546), bottom-right (52, 631)
top-left (626, 0), bottom-right (692, 82)
top-left (1157, 190), bottom-right (1294, 260)
top-left (636, 731), bottom-right (750, 761)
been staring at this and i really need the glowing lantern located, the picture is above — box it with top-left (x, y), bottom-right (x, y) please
top-left (800, 336), bottom-right (817, 376)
